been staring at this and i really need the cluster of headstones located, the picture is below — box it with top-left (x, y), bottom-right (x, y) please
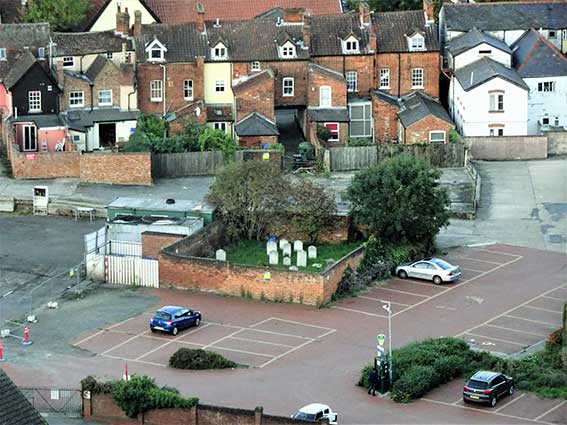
top-left (267, 239), bottom-right (317, 269)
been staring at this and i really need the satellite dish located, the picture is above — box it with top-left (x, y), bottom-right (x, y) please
top-left (195, 106), bottom-right (201, 117)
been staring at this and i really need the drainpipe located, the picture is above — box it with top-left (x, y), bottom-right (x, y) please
top-left (397, 53), bottom-right (401, 98)
top-left (89, 82), bottom-right (94, 112)
top-left (159, 64), bottom-right (166, 118)
top-left (127, 71), bottom-right (137, 112)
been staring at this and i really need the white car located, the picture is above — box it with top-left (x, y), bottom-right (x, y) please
top-left (292, 403), bottom-right (338, 424)
top-left (395, 258), bottom-right (461, 285)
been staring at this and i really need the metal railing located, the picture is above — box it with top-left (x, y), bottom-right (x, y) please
top-left (20, 387), bottom-right (82, 416)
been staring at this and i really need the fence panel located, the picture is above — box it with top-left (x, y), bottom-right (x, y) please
top-left (152, 151), bottom-right (225, 177)
top-left (329, 146), bottom-right (377, 171)
top-left (105, 256), bottom-right (159, 288)
top-left (20, 387), bottom-right (82, 416)
top-left (107, 240), bottom-right (142, 257)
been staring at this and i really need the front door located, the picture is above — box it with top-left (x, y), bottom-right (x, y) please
top-left (23, 124), bottom-right (37, 151)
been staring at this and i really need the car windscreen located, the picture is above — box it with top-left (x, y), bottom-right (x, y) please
top-left (155, 311), bottom-right (171, 320)
top-left (430, 259), bottom-right (452, 270)
top-left (467, 379), bottom-right (488, 390)
top-left (293, 412), bottom-right (317, 421)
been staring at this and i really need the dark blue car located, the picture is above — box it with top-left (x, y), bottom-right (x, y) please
top-left (149, 306), bottom-right (202, 335)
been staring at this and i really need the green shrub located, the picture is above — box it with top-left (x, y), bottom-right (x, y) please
top-left (169, 348), bottom-right (237, 370)
top-left (391, 365), bottom-right (436, 403)
top-left (357, 364), bottom-right (374, 388)
top-left (449, 129), bottom-right (462, 144)
top-left (316, 125), bottom-right (331, 143)
top-left (348, 137), bottom-right (374, 147)
top-left (81, 376), bottom-right (114, 394)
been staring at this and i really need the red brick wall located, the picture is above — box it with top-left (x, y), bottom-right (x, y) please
top-left (234, 73), bottom-right (275, 122)
top-left (375, 52), bottom-right (440, 98)
top-left (137, 60), bottom-right (205, 115)
top-left (80, 152), bottom-right (152, 185)
top-left (402, 115), bottom-right (455, 145)
top-left (312, 55), bottom-right (375, 95)
top-left (11, 151), bottom-right (80, 179)
top-left (308, 67), bottom-right (347, 107)
top-left (142, 232), bottom-right (185, 259)
top-left (263, 61), bottom-right (309, 107)
top-left (238, 135), bottom-right (278, 148)
top-left (371, 93), bottom-right (400, 143)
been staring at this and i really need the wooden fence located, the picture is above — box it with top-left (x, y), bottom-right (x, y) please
top-left (152, 150), bottom-right (283, 178)
top-left (325, 144), bottom-right (467, 172)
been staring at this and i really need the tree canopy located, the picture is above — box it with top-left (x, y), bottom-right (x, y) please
top-left (21, 0), bottom-right (88, 31)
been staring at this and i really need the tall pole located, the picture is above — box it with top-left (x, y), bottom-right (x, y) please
top-left (388, 301), bottom-right (393, 383)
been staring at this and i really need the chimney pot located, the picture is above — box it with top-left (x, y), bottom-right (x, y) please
top-left (196, 2), bottom-right (205, 32)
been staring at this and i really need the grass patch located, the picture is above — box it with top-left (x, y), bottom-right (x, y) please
top-left (169, 348), bottom-right (238, 370)
top-left (223, 240), bottom-right (361, 272)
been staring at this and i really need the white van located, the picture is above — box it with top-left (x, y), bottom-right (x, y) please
top-left (292, 403), bottom-right (338, 424)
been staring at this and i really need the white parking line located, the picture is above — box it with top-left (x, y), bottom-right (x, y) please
top-left (373, 287), bottom-right (429, 297)
top-left (101, 332), bottom-right (144, 355)
top-left (474, 248), bottom-right (522, 257)
top-left (101, 353), bottom-right (166, 368)
top-left (450, 256), bottom-right (503, 265)
top-left (392, 279), bottom-right (445, 288)
top-left (494, 393), bottom-right (526, 413)
top-left (202, 328), bottom-right (244, 350)
top-left (74, 316), bottom-right (136, 347)
top-left (265, 317), bottom-right (335, 332)
top-left (523, 305), bottom-right (563, 314)
top-left (542, 295), bottom-right (566, 302)
top-left (259, 339), bottom-right (316, 369)
top-left (247, 327), bottom-right (314, 340)
top-left (212, 345), bottom-right (275, 358)
top-left (230, 336), bottom-right (295, 348)
top-left (136, 323), bottom-right (212, 361)
top-left (248, 317), bottom-right (275, 328)
top-left (358, 296), bottom-right (410, 307)
top-left (505, 315), bottom-right (560, 327)
top-left (484, 324), bottom-right (548, 338)
top-left (329, 306), bottom-right (388, 318)
top-left (461, 267), bottom-right (486, 273)
top-left (534, 400), bottom-right (567, 421)
top-left (464, 333), bottom-right (527, 347)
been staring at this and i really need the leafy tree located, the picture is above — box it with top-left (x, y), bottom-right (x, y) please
top-left (347, 155), bottom-right (449, 251)
top-left (197, 127), bottom-right (238, 161)
top-left (21, 0), bottom-right (88, 31)
top-left (123, 114), bottom-right (167, 152)
top-left (290, 180), bottom-right (336, 244)
top-left (206, 160), bottom-right (292, 241)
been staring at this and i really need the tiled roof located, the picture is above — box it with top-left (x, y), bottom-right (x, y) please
top-left (455, 57), bottom-right (528, 91)
top-left (397, 91), bottom-right (453, 127)
top-left (0, 0), bottom-right (21, 23)
top-left (0, 23), bottom-right (50, 47)
top-left (310, 13), bottom-right (372, 56)
top-left (512, 29), bottom-right (567, 78)
top-left (136, 22), bottom-right (208, 63)
top-left (308, 107), bottom-right (349, 122)
top-left (373, 10), bottom-right (439, 53)
top-left (442, 1), bottom-right (567, 32)
top-left (3, 50), bottom-right (37, 89)
top-left (374, 90), bottom-right (400, 107)
top-left (53, 31), bottom-right (133, 56)
top-left (0, 370), bottom-right (46, 425)
top-left (235, 112), bottom-right (279, 136)
top-left (206, 104), bottom-right (233, 121)
top-left (85, 55), bottom-right (110, 80)
top-left (447, 28), bottom-right (511, 57)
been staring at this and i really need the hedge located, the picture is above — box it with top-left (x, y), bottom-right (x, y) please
top-left (169, 348), bottom-right (237, 370)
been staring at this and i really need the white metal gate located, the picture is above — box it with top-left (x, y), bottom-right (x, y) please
top-left (105, 256), bottom-right (159, 288)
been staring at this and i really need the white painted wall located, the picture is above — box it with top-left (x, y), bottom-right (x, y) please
top-left (120, 86), bottom-right (137, 110)
top-left (54, 51), bottom-right (135, 73)
top-left (449, 76), bottom-right (528, 136)
top-left (453, 43), bottom-right (511, 70)
top-left (117, 120), bottom-right (137, 143)
top-left (525, 76), bottom-right (567, 135)
top-left (89, 0), bottom-right (156, 32)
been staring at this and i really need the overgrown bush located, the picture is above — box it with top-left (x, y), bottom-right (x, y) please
top-left (81, 376), bottom-right (114, 394)
top-left (449, 129), bottom-right (462, 144)
top-left (348, 137), bottom-right (374, 147)
top-left (316, 125), bottom-right (332, 143)
top-left (391, 365), bottom-right (437, 403)
top-left (169, 348), bottom-right (237, 370)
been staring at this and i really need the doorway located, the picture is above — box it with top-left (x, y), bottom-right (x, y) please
top-left (23, 124), bottom-right (37, 151)
top-left (99, 123), bottom-right (116, 148)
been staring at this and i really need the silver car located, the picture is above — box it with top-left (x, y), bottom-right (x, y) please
top-left (395, 258), bottom-right (461, 285)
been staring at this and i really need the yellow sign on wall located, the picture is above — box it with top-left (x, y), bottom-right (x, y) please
top-left (263, 272), bottom-right (271, 282)
top-left (262, 152), bottom-right (270, 160)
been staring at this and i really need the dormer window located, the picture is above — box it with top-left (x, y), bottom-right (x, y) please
top-left (212, 43), bottom-right (228, 60)
top-left (279, 41), bottom-right (296, 59)
top-left (145, 38), bottom-right (167, 62)
top-left (409, 34), bottom-right (425, 51)
top-left (0, 48), bottom-right (6, 61)
top-left (343, 36), bottom-right (360, 54)
top-left (38, 48), bottom-right (45, 59)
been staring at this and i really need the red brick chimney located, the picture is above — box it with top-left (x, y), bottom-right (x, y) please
top-left (115, 6), bottom-right (130, 34)
top-left (133, 10), bottom-right (142, 36)
top-left (196, 2), bottom-right (205, 33)
top-left (359, 1), bottom-right (370, 27)
top-left (369, 24), bottom-right (377, 52)
top-left (284, 8), bottom-right (304, 23)
top-left (303, 14), bottom-right (311, 48)
top-left (423, 0), bottom-right (435, 23)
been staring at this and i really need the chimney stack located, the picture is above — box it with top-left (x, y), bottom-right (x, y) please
top-left (196, 2), bottom-right (205, 33)
top-left (133, 10), bottom-right (142, 36)
top-left (115, 6), bottom-right (130, 35)
top-left (283, 8), bottom-right (304, 23)
top-left (423, 0), bottom-right (435, 23)
top-left (303, 14), bottom-right (311, 48)
top-left (359, 1), bottom-right (370, 27)
top-left (369, 24), bottom-right (377, 52)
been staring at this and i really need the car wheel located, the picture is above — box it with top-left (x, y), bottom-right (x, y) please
top-left (195, 318), bottom-right (200, 327)
top-left (509, 385), bottom-right (514, 396)
top-left (171, 327), bottom-right (178, 336)
top-left (490, 397), bottom-right (497, 408)
top-left (463, 397), bottom-right (470, 404)
top-left (398, 270), bottom-right (408, 279)
top-left (150, 328), bottom-right (157, 333)
top-left (433, 275), bottom-right (443, 285)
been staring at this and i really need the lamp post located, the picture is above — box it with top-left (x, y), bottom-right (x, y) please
top-left (382, 301), bottom-right (393, 384)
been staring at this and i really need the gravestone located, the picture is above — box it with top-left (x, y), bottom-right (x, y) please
top-left (282, 243), bottom-right (292, 258)
top-left (268, 250), bottom-right (279, 265)
top-left (307, 246), bottom-right (317, 259)
top-left (293, 240), bottom-right (303, 252)
top-left (289, 266), bottom-right (298, 271)
top-left (215, 249), bottom-right (226, 261)
top-left (279, 239), bottom-right (288, 250)
top-left (266, 241), bottom-right (277, 254)
top-left (312, 263), bottom-right (322, 269)
top-left (283, 256), bottom-right (291, 266)
top-left (297, 250), bottom-right (307, 268)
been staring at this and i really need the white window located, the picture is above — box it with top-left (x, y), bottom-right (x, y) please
top-left (28, 91), bottom-right (41, 112)
top-left (319, 86), bottom-right (331, 107)
top-left (69, 91), bottom-right (84, 107)
top-left (542, 117), bottom-right (550, 125)
top-left (379, 69), bottom-right (390, 88)
top-left (150, 47), bottom-right (164, 61)
top-left (215, 80), bottom-right (225, 92)
top-left (283, 77), bottom-right (294, 96)
top-left (349, 103), bottom-right (373, 138)
top-left (251, 61), bottom-right (261, 71)
top-left (214, 122), bottom-right (228, 133)
top-left (63, 56), bottom-right (74, 67)
top-left (325, 123), bottom-right (339, 142)
top-left (0, 48), bottom-right (6, 60)
top-left (38, 47), bottom-right (45, 59)
top-left (537, 81), bottom-right (556, 92)
top-left (280, 42), bottom-right (296, 58)
top-left (548, 30), bottom-right (557, 39)
top-left (72, 134), bottom-right (81, 143)
top-left (106, 52), bottom-right (114, 59)
top-left (409, 35), bottom-right (425, 51)
top-left (98, 89), bottom-right (112, 106)
top-left (429, 131), bottom-right (446, 143)
top-left (150, 80), bottom-right (163, 101)
top-left (554, 116), bottom-right (560, 127)
top-left (184, 80), bottom-right (193, 100)
top-left (489, 92), bottom-right (504, 111)
top-left (344, 38), bottom-right (359, 53)
top-left (346, 71), bottom-right (357, 92)
top-left (213, 44), bottom-right (227, 59)
top-left (411, 68), bottom-right (424, 88)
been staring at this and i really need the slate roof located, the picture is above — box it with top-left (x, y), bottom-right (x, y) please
top-left (53, 31), bottom-right (133, 56)
top-left (308, 107), bottom-right (350, 122)
top-left (0, 369), bottom-right (46, 425)
top-left (232, 69), bottom-right (274, 92)
top-left (0, 23), bottom-right (50, 48)
top-left (397, 91), bottom-right (453, 128)
top-left (12, 114), bottom-right (63, 128)
top-left (0, 0), bottom-right (21, 23)
top-left (235, 112), bottom-right (279, 136)
top-left (309, 63), bottom-right (346, 82)
top-left (61, 108), bottom-right (140, 131)
top-left (310, 13), bottom-right (372, 56)
top-left (136, 22), bottom-right (208, 63)
top-left (374, 90), bottom-right (400, 107)
top-left (373, 10), bottom-right (439, 53)
top-left (455, 57), bottom-right (528, 91)
top-left (447, 28), bottom-right (511, 56)
top-left (3, 50), bottom-right (37, 89)
top-left (206, 104), bottom-right (233, 121)
top-left (85, 55), bottom-right (110, 81)
top-left (512, 29), bottom-right (567, 78)
top-left (442, 1), bottom-right (567, 32)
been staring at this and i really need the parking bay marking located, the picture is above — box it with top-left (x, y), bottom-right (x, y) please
top-left (464, 332), bottom-right (527, 347)
top-left (534, 400), bottom-right (567, 422)
top-left (74, 316), bottom-right (137, 347)
top-left (329, 306), bottom-right (388, 318)
top-left (484, 324), bottom-right (549, 338)
top-left (494, 393), bottom-right (526, 413)
top-left (373, 287), bottom-right (429, 297)
top-left (230, 336), bottom-right (295, 348)
top-left (504, 315), bottom-right (560, 327)
top-left (542, 295), bottom-right (566, 302)
top-left (523, 305), bottom-right (563, 314)
top-left (135, 323), bottom-right (212, 361)
top-left (358, 296), bottom-right (410, 307)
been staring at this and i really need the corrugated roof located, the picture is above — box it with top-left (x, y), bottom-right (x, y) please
top-left (455, 57), bottom-right (528, 91)
top-left (0, 370), bottom-right (46, 425)
top-left (53, 31), bottom-right (133, 56)
top-left (512, 29), bottom-right (567, 78)
top-left (373, 10), bottom-right (439, 53)
top-left (443, 1), bottom-right (567, 32)
top-left (235, 112), bottom-right (279, 136)
top-left (447, 28), bottom-right (511, 57)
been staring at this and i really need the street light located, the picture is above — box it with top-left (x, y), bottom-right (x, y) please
top-left (382, 301), bottom-right (393, 384)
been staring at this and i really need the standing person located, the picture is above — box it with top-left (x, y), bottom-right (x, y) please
top-left (368, 367), bottom-right (379, 396)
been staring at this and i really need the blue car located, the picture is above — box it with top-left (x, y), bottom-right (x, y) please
top-left (149, 306), bottom-right (202, 335)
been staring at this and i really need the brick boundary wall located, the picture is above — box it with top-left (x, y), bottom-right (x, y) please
top-left (464, 136), bottom-right (548, 160)
top-left (547, 131), bottom-right (567, 156)
top-left (80, 152), bottom-right (152, 186)
top-left (11, 151), bottom-right (81, 179)
top-left (83, 393), bottom-right (327, 425)
top-left (141, 232), bottom-right (186, 259)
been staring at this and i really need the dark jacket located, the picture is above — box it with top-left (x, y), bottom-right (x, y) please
top-left (369, 369), bottom-right (379, 384)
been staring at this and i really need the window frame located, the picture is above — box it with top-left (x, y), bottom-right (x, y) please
top-left (213, 122), bottom-right (228, 133)
top-left (62, 56), bottom-right (74, 67)
top-left (183, 79), bottom-right (194, 100)
top-left (346, 71), bottom-right (358, 93)
top-left (344, 38), bottom-right (359, 53)
top-left (69, 91), bottom-right (84, 108)
top-left (213, 44), bottom-right (227, 60)
top-left (537, 81), bottom-right (556, 92)
top-left (282, 77), bottom-right (294, 97)
top-left (251, 61), bottom-right (261, 71)
top-left (150, 80), bottom-right (163, 102)
top-left (349, 103), bottom-right (373, 139)
top-left (319, 85), bottom-right (332, 107)
top-left (489, 92), bottom-right (504, 112)
top-left (98, 89), bottom-right (113, 106)
top-left (410, 35), bottom-right (425, 51)
top-left (150, 47), bottom-right (164, 61)
top-left (215, 80), bottom-right (226, 92)
top-left (379, 68), bottom-right (390, 89)
top-left (0, 48), bottom-right (6, 61)
top-left (28, 90), bottom-right (42, 113)
top-left (324, 122), bottom-right (340, 142)
top-left (411, 68), bottom-right (424, 89)
top-left (280, 42), bottom-right (296, 59)
top-left (38, 47), bottom-right (45, 59)
top-left (429, 131), bottom-right (446, 143)
top-left (548, 30), bottom-right (557, 39)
